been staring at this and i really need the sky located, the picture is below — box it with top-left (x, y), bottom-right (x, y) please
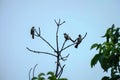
top-left (0, 0), bottom-right (120, 80)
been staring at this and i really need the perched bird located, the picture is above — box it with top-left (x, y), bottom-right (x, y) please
top-left (75, 34), bottom-right (82, 48)
top-left (64, 33), bottom-right (71, 40)
top-left (30, 26), bottom-right (35, 39)
top-left (64, 33), bottom-right (74, 42)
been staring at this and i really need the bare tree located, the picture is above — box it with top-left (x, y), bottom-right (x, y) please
top-left (27, 19), bottom-right (87, 79)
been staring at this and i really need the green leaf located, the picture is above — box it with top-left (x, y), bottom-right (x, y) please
top-left (47, 71), bottom-right (55, 76)
top-left (90, 43), bottom-right (99, 50)
top-left (32, 77), bottom-right (38, 80)
top-left (102, 27), bottom-right (111, 38)
top-left (38, 73), bottom-right (45, 77)
top-left (102, 76), bottom-right (110, 80)
top-left (47, 71), bottom-right (56, 80)
top-left (38, 78), bottom-right (45, 80)
top-left (91, 53), bottom-right (100, 68)
top-left (38, 73), bottom-right (45, 80)
top-left (48, 76), bottom-right (56, 80)
top-left (99, 55), bottom-right (110, 72)
top-left (103, 42), bottom-right (114, 46)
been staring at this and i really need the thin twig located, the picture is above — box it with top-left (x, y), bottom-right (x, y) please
top-left (26, 47), bottom-right (57, 57)
top-left (34, 29), bottom-right (39, 36)
top-left (33, 64), bottom-right (38, 77)
top-left (39, 36), bottom-right (56, 52)
top-left (33, 27), bottom-right (56, 52)
top-left (54, 19), bottom-right (59, 26)
top-left (60, 21), bottom-right (65, 25)
top-left (29, 68), bottom-right (32, 80)
top-left (82, 32), bottom-right (87, 40)
top-left (55, 59), bottom-right (62, 78)
top-left (60, 54), bottom-right (70, 61)
top-left (57, 65), bottom-right (66, 79)
top-left (38, 27), bottom-right (41, 36)
top-left (60, 40), bottom-right (67, 52)
top-left (58, 19), bottom-right (60, 26)
top-left (61, 43), bottom-right (75, 52)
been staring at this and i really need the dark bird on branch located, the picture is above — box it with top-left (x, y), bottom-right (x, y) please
top-left (64, 33), bottom-right (74, 42)
top-left (75, 34), bottom-right (82, 48)
top-left (30, 26), bottom-right (35, 39)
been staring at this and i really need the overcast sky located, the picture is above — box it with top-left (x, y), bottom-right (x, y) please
top-left (0, 0), bottom-right (120, 80)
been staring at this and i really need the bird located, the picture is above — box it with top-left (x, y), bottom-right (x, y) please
top-left (64, 33), bottom-right (74, 42)
top-left (30, 26), bottom-right (35, 39)
top-left (75, 34), bottom-right (82, 48)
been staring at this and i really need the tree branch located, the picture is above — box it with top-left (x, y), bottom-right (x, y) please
top-left (33, 27), bottom-right (56, 52)
top-left (57, 65), bottom-right (66, 79)
top-left (60, 43), bottom-right (75, 52)
top-left (54, 19), bottom-right (65, 27)
top-left (55, 54), bottom-right (60, 77)
top-left (60, 54), bottom-right (70, 61)
top-left (56, 26), bottom-right (59, 52)
top-left (29, 68), bottom-right (32, 80)
top-left (55, 19), bottom-right (66, 52)
top-left (39, 36), bottom-right (56, 52)
top-left (60, 40), bottom-right (67, 52)
top-left (54, 19), bottom-right (66, 78)
top-left (26, 47), bottom-right (57, 57)
top-left (60, 33), bottom-right (87, 52)
top-left (82, 32), bottom-right (87, 40)
top-left (33, 64), bottom-right (38, 77)
top-left (38, 27), bottom-right (41, 36)
top-left (54, 19), bottom-right (59, 26)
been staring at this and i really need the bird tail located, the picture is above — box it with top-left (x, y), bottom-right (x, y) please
top-left (75, 44), bottom-right (78, 48)
top-left (32, 35), bottom-right (34, 39)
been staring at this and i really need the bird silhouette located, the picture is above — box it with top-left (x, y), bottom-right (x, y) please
top-left (75, 34), bottom-right (82, 48)
top-left (30, 26), bottom-right (35, 39)
top-left (64, 33), bottom-right (74, 42)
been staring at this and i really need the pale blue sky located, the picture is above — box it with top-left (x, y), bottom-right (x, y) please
top-left (0, 0), bottom-right (120, 80)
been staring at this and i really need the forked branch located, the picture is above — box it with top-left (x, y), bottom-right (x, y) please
top-left (34, 27), bottom-right (56, 52)
top-left (28, 19), bottom-right (87, 80)
top-left (55, 19), bottom-right (66, 52)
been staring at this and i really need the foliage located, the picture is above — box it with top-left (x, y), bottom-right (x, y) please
top-left (90, 24), bottom-right (120, 80)
top-left (32, 71), bottom-right (67, 80)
